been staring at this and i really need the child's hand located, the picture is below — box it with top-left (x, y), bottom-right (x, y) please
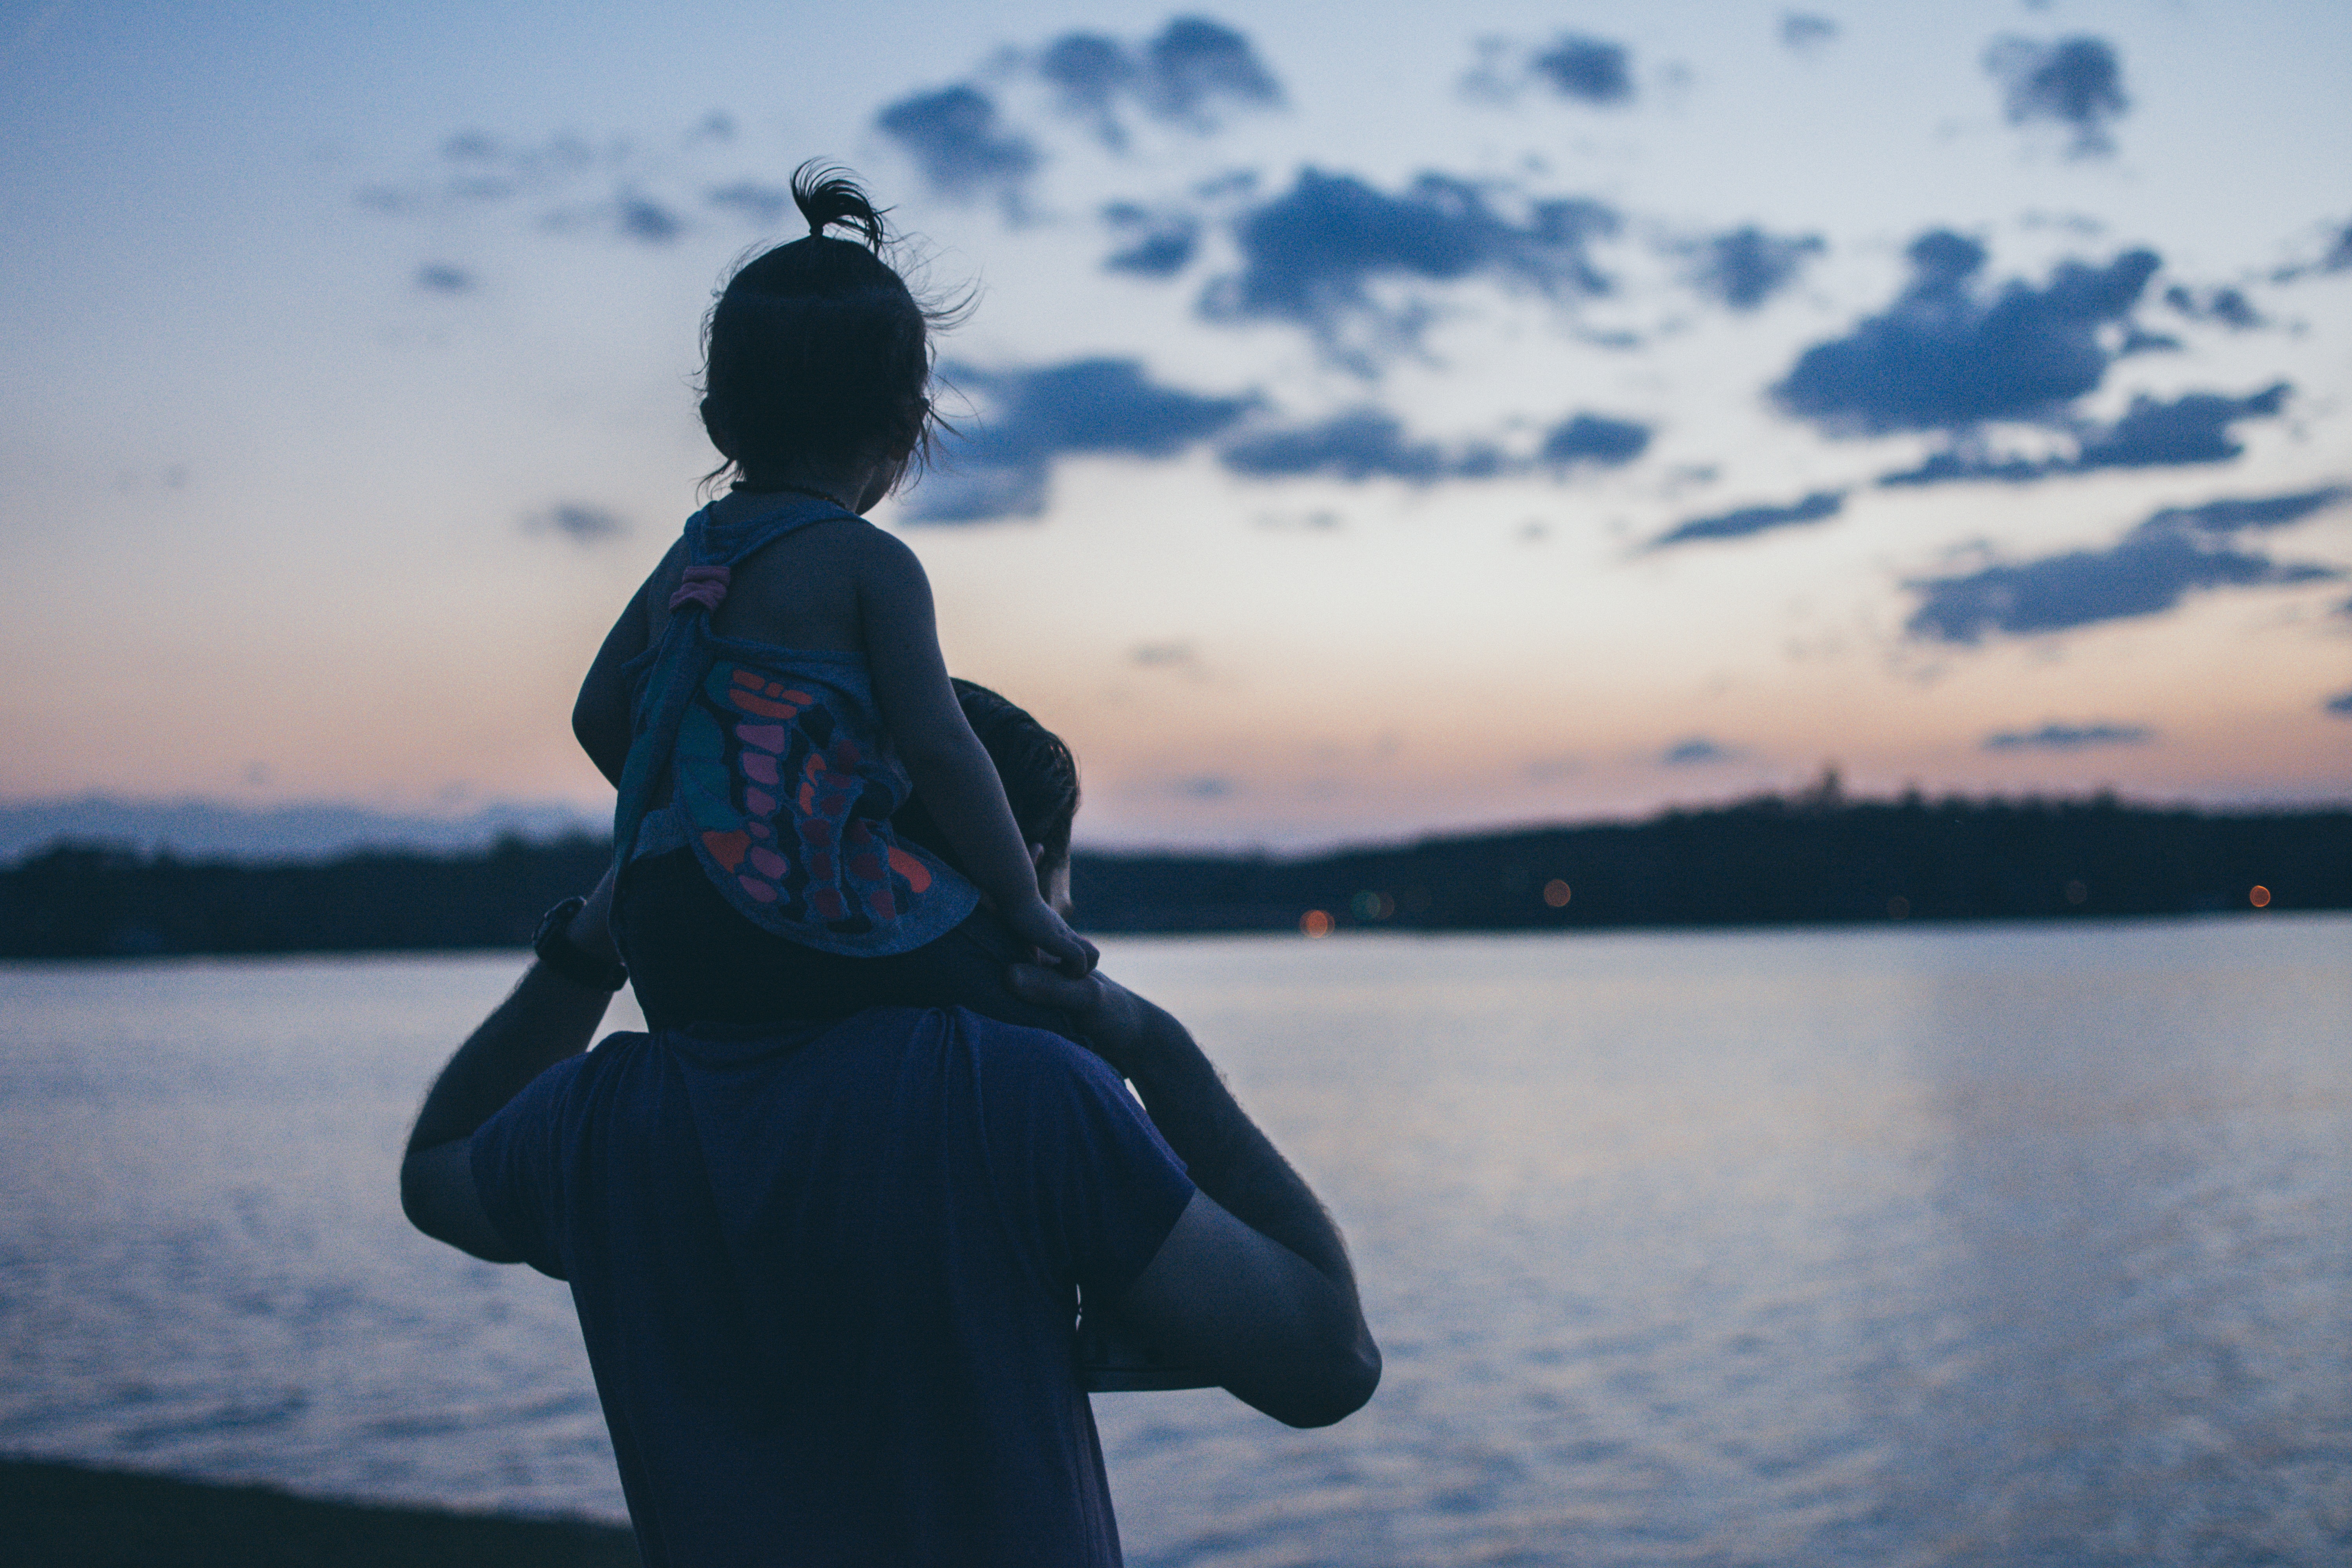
top-left (1009, 898), bottom-right (1098, 978)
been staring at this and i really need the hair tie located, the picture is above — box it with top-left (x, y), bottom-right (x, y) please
top-left (669, 564), bottom-right (731, 614)
top-left (809, 217), bottom-right (826, 238)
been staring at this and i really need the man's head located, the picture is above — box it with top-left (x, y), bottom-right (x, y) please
top-left (892, 680), bottom-right (1080, 909)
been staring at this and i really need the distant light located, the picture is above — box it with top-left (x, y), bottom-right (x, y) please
top-left (1887, 895), bottom-right (1910, 919)
top-left (1351, 890), bottom-right (1395, 920)
top-left (1300, 909), bottom-right (1334, 937)
top-left (2064, 879), bottom-right (2088, 905)
top-left (2249, 885), bottom-right (2272, 909)
top-left (1543, 878), bottom-right (1572, 908)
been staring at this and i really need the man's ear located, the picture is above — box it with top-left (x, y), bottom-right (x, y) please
top-left (1027, 842), bottom-right (1047, 866)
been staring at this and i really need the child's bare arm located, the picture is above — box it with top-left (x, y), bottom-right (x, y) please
top-left (573, 559), bottom-right (667, 789)
top-left (858, 533), bottom-right (1096, 974)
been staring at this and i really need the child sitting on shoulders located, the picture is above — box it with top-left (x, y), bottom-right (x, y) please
top-left (572, 164), bottom-right (1094, 1033)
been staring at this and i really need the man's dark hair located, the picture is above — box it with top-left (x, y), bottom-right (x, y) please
top-left (893, 680), bottom-right (1080, 873)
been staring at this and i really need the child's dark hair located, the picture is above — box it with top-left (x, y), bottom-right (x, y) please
top-left (699, 162), bottom-right (956, 490)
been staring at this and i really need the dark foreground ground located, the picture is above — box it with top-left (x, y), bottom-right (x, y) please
top-left (2, 1458), bottom-right (636, 1568)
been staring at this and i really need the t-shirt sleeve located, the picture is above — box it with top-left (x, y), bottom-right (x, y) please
top-left (985, 1029), bottom-right (1198, 1303)
top-left (468, 1052), bottom-right (591, 1281)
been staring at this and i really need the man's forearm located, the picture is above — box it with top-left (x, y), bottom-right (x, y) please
top-left (1116, 995), bottom-right (1359, 1301)
top-left (405, 962), bottom-right (613, 1152)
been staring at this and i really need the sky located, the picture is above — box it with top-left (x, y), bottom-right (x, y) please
top-left (3, 0), bottom-right (2349, 853)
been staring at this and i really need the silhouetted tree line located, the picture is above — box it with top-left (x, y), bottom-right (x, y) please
top-left (0, 833), bottom-right (613, 959)
top-left (1075, 792), bottom-right (2343, 933)
top-left (0, 793), bottom-right (2342, 958)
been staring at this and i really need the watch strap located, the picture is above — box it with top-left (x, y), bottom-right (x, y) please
top-left (533, 896), bottom-right (629, 991)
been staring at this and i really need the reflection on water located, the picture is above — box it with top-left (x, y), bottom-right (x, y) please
top-left (1, 918), bottom-right (2346, 1564)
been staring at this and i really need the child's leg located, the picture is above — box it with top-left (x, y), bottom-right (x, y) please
top-left (615, 847), bottom-right (1082, 1043)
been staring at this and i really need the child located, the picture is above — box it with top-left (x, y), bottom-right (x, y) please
top-left (573, 164), bottom-right (1096, 1032)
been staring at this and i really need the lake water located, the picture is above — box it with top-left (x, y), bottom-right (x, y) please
top-left (2, 918), bottom-right (2348, 1565)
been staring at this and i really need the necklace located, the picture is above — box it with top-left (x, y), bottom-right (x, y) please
top-left (730, 479), bottom-right (852, 511)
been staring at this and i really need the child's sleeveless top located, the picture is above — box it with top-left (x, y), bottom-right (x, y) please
top-left (611, 498), bottom-right (978, 956)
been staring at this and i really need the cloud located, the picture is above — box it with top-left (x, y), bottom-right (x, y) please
top-left (2164, 284), bottom-right (2264, 330)
top-left (1217, 407), bottom-right (1648, 484)
top-left (2073, 385), bottom-right (2292, 468)
top-left (1779, 14), bottom-right (1839, 53)
top-left (1129, 641), bottom-right (1197, 668)
top-left (1660, 737), bottom-right (1733, 766)
top-left (617, 196), bottom-right (682, 243)
top-left (1139, 16), bottom-right (1284, 123)
top-left (1905, 487), bottom-right (2347, 644)
top-left (526, 503), bottom-right (629, 544)
top-left (1541, 414), bottom-right (1650, 467)
top-left (1173, 775), bottom-right (1235, 799)
top-left (1038, 18), bottom-right (1281, 146)
top-left (1982, 722), bottom-right (2152, 751)
top-left (2326, 222), bottom-right (2352, 274)
top-left (2269, 219), bottom-right (2352, 284)
top-left (1879, 383), bottom-right (2293, 486)
top-left (876, 84), bottom-right (1039, 201)
top-left (706, 182), bottom-right (791, 226)
top-left (1984, 35), bottom-right (2128, 156)
top-left (912, 358), bottom-right (1255, 521)
top-left (1773, 230), bottom-right (2159, 434)
top-left (1688, 225), bottom-right (1824, 311)
top-left (415, 263), bottom-right (474, 294)
top-left (1102, 202), bottom-right (1200, 277)
top-left (1202, 168), bottom-right (1617, 366)
top-left (1220, 410), bottom-right (1503, 483)
top-left (2327, 691), bottom-right (2352, 717)
top-left (2143, 486), bottom-right (2348, 534)
top-left (1650, 490), bottom-right (1844, 550)
top-left (1533, 36), bottom-right (1633, 105)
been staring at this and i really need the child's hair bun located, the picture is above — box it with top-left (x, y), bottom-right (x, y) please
top-left (793, 163), bottom-right (886, 253)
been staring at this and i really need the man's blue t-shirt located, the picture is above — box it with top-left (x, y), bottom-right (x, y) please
top-left (470, 1007), bottom-right (1196, 1567)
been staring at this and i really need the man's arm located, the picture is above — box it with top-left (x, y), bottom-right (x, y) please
top-left (399, 876), bottom-right (622, 1262)
top-left (1007, 965), bottom-right (1381, 1429)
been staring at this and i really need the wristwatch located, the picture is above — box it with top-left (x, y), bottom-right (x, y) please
top-left (532, 896), bottom-right (629, 991)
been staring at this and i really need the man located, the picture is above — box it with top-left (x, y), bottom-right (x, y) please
top-left (400, 689), bottom-right (1379, 1565)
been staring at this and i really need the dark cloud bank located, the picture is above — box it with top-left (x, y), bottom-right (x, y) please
top-left (916, 359), bottom-right (1254, 521)
top-left (1771, 229), bottom-right (2302, 494)
top-left (878, 16), bottom-right (1281, 198)
top-left (876, 85), bottom-right (1038, 202)
top-left (1880, 383), bottom-right (2293, 486)
top-left (1906, 486), bottom-right (2347, 644)
top-left (1221, 410), bottom-right (1646, 483)
top-left (1201, 169), bottom-right (1617, 365)
top-left (1041, 16), bottom-right (1282, 144)
top-left (1775, 230), bottom-right (2159, 434)
top-left (911, 358), bottom-right (1649, 521)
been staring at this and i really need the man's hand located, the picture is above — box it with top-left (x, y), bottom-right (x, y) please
top-left (1007, 962), bottom-right (1381, 1428)
top-left (1004, 961), bottom-right (1149, 1075)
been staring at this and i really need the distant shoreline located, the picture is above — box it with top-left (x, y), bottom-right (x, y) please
top-left (0, 791), bottom-right (2343, 958)
top-left (1, 1456), bottom-right (634, 1568)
